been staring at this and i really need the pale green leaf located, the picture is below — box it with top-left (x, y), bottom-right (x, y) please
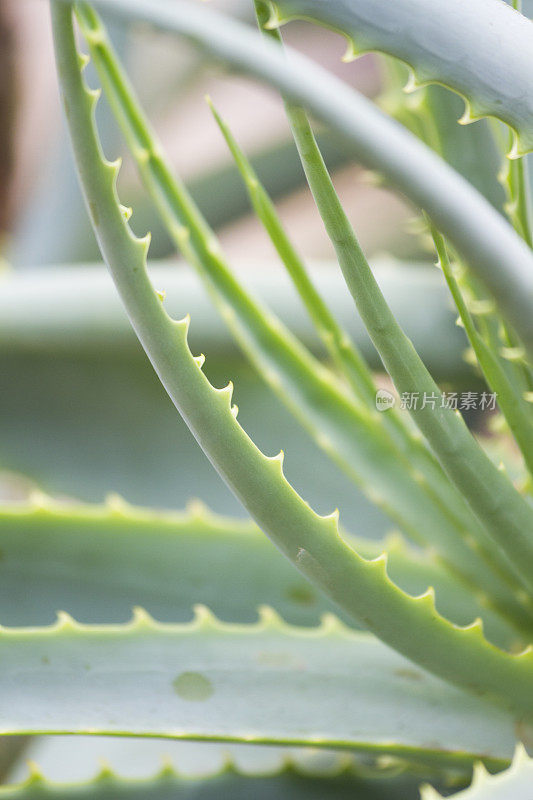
top-left (0, 499), bottom-right (517, 649)
top-left (422, 746), bottom-right (533, 799)
top-left (0, 759), bottom-right (427, 800)
top-left (55, 0), bottom-right (533, 359)
top-left (50, 2), bottom-right (533, 713)
top-left (0, 609), bottom-right (523, 768)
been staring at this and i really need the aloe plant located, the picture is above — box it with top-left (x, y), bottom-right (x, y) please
top-left (2, 0), bottom-right (533, 796)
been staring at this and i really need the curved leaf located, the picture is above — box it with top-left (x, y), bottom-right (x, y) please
top-left (70, 1), bottom-right (533, 625)
top-left (0, 759), bottom-right (427, 800)
top-left (270, 0), bottom-right (533, 154)
top-left (0, 498), bottom-right (517, 649)
top-left (51, 2), bottom-right (533, 715)
top-left (422, 746), bottom-right (533, 799)
top-left (55, 0), bottom-right (533, 360)
top-left (0, 608), bottom-right (524, 768)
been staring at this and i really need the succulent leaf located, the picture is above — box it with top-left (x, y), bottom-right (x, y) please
top-left (270, 0), bottom-right (533, 155)
top-left (0, 608), bottom-right (523, 768)
top-left (0, 498), bottom-right (518, 649)
top-left (53, 0), bottom-right (533, 360)
top-left (422, 745), bottom-right (533, 799)
top-left (71, 3), bottom-right (533, 635)
top-left (50, 3), bottom-right (533, 715)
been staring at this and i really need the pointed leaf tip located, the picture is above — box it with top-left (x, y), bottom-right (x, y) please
top-left (193, 604), bottom-right (218, 628)
top-left (56, 610), bottom-right (77, 630)
top-left (131, 606), bottom-right (156, 628)
top-left (420, 785), bottom-right (443, 800)
top-left (342, 38), bottom-right (358, 63)
top-left (26, 761), bottom-right (45, 785)
top-left (258, 605), bottom-right (284, 628)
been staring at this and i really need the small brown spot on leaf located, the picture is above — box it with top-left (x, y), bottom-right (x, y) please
top-left (89, 201), bottom-right (99, 227)
top-left (173, 671), bottom-right (213, 702)
top-left (394, 667), bottom-right (424, 682)
top-left (286, 583), bottom-right (316, 606)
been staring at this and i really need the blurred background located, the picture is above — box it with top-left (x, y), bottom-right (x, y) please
top-left (0, 0), bottom-right (529, 785)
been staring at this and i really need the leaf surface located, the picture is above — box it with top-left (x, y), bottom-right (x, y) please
top-left (271, 0), bottom-right (533, 153)
top-left (51, 3), bottom-right (533, 715)
top-left (0, 500), bottom-right (516, 649)
top-left (58, 0), bottom-right (533, 358)
top-left (0, 609), bottom-right (523, 768)
top-left (422, 746), bottom-right (533, 799)
top-left (0, 762), bottom-right (426, 800)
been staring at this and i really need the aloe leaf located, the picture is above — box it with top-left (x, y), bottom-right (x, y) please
top-left (294, 129), bottom-right (533, 594)
top-left (208, 95), bottom-right (533, 611)
top-left (252, 11), bottom-right (533, 597)
top-left (0, 263), bottom-right (469, 524)
top-left (270, 0), bottom-right (533, 156)
top-left (377, 65), bottom-right (533, 444)
top-left (51, 3), bottom-right (533, 713)
top-left (53, 0), bottom-right (533, 362)
top-left (0, 760), bottom-right (427, 800)
top-left (206, 98), bottom-right (377, 409)
top-left (0, 498), bottom-right (518, 649)
top-left (422, 746), bottom-right (533, 799)
top-left (379, 63), bottom-right (504, 213)
top-left (0, 607), bottom-right (525, 768)
top-left (429, 226), bottom-right (533, 479)
top-left (69, 1), bottom-right (532, 624)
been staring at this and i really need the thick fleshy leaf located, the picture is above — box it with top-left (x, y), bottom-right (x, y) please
top-left (0, 499), bottom-right (517, 650)
top-left (270, 0), bottom-right (533, 153)
top-left (55, 0), bottom-right (533, 359)
top-left (422, 746), bottom-right (533, 799)
top-left (0, 609), bottom-right (524, 767)
top-left (50, 4), bottom-right (533, 714)
top-left (0, 759), bottom-right (429, 800)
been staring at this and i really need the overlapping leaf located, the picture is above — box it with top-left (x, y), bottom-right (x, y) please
top-left (423, 746), bottom-right (533, 799)
top-left (52, 0), bottom-right (533, 358)
top-left (0, 498), bottom-right (517, 648)
top-left (0, 607), bottom-right (523, 767)
top-left (49, 3), bottom-right (533, 714)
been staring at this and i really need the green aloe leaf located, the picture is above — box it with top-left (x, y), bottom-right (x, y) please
top-left (269, 0), bottom-right (533, 154)
top-left (0, 498), bottom-right (517, 649)
top-left (71, 4), bottom-right (533, 638)
top-left (0, 261), bottom-right (467, 523)
top-left (69, 0), bottom-right (533, 624)
top-left (53, 0), bottom-right (533, 361)
top-left (422, 746), bottom-right (533, 799)
top-left (50, 2), bottom-right (533, 714)
top-left (252, 7), bottom-right (533, 597)
top-left (429, 227), bottom-right (533, 479)
top-left (0, 759), bottom-right (428, 800)
top-left (0, 608), bottom-right (524, 768)
top-left (207, 53), bottom-right (530, 618)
